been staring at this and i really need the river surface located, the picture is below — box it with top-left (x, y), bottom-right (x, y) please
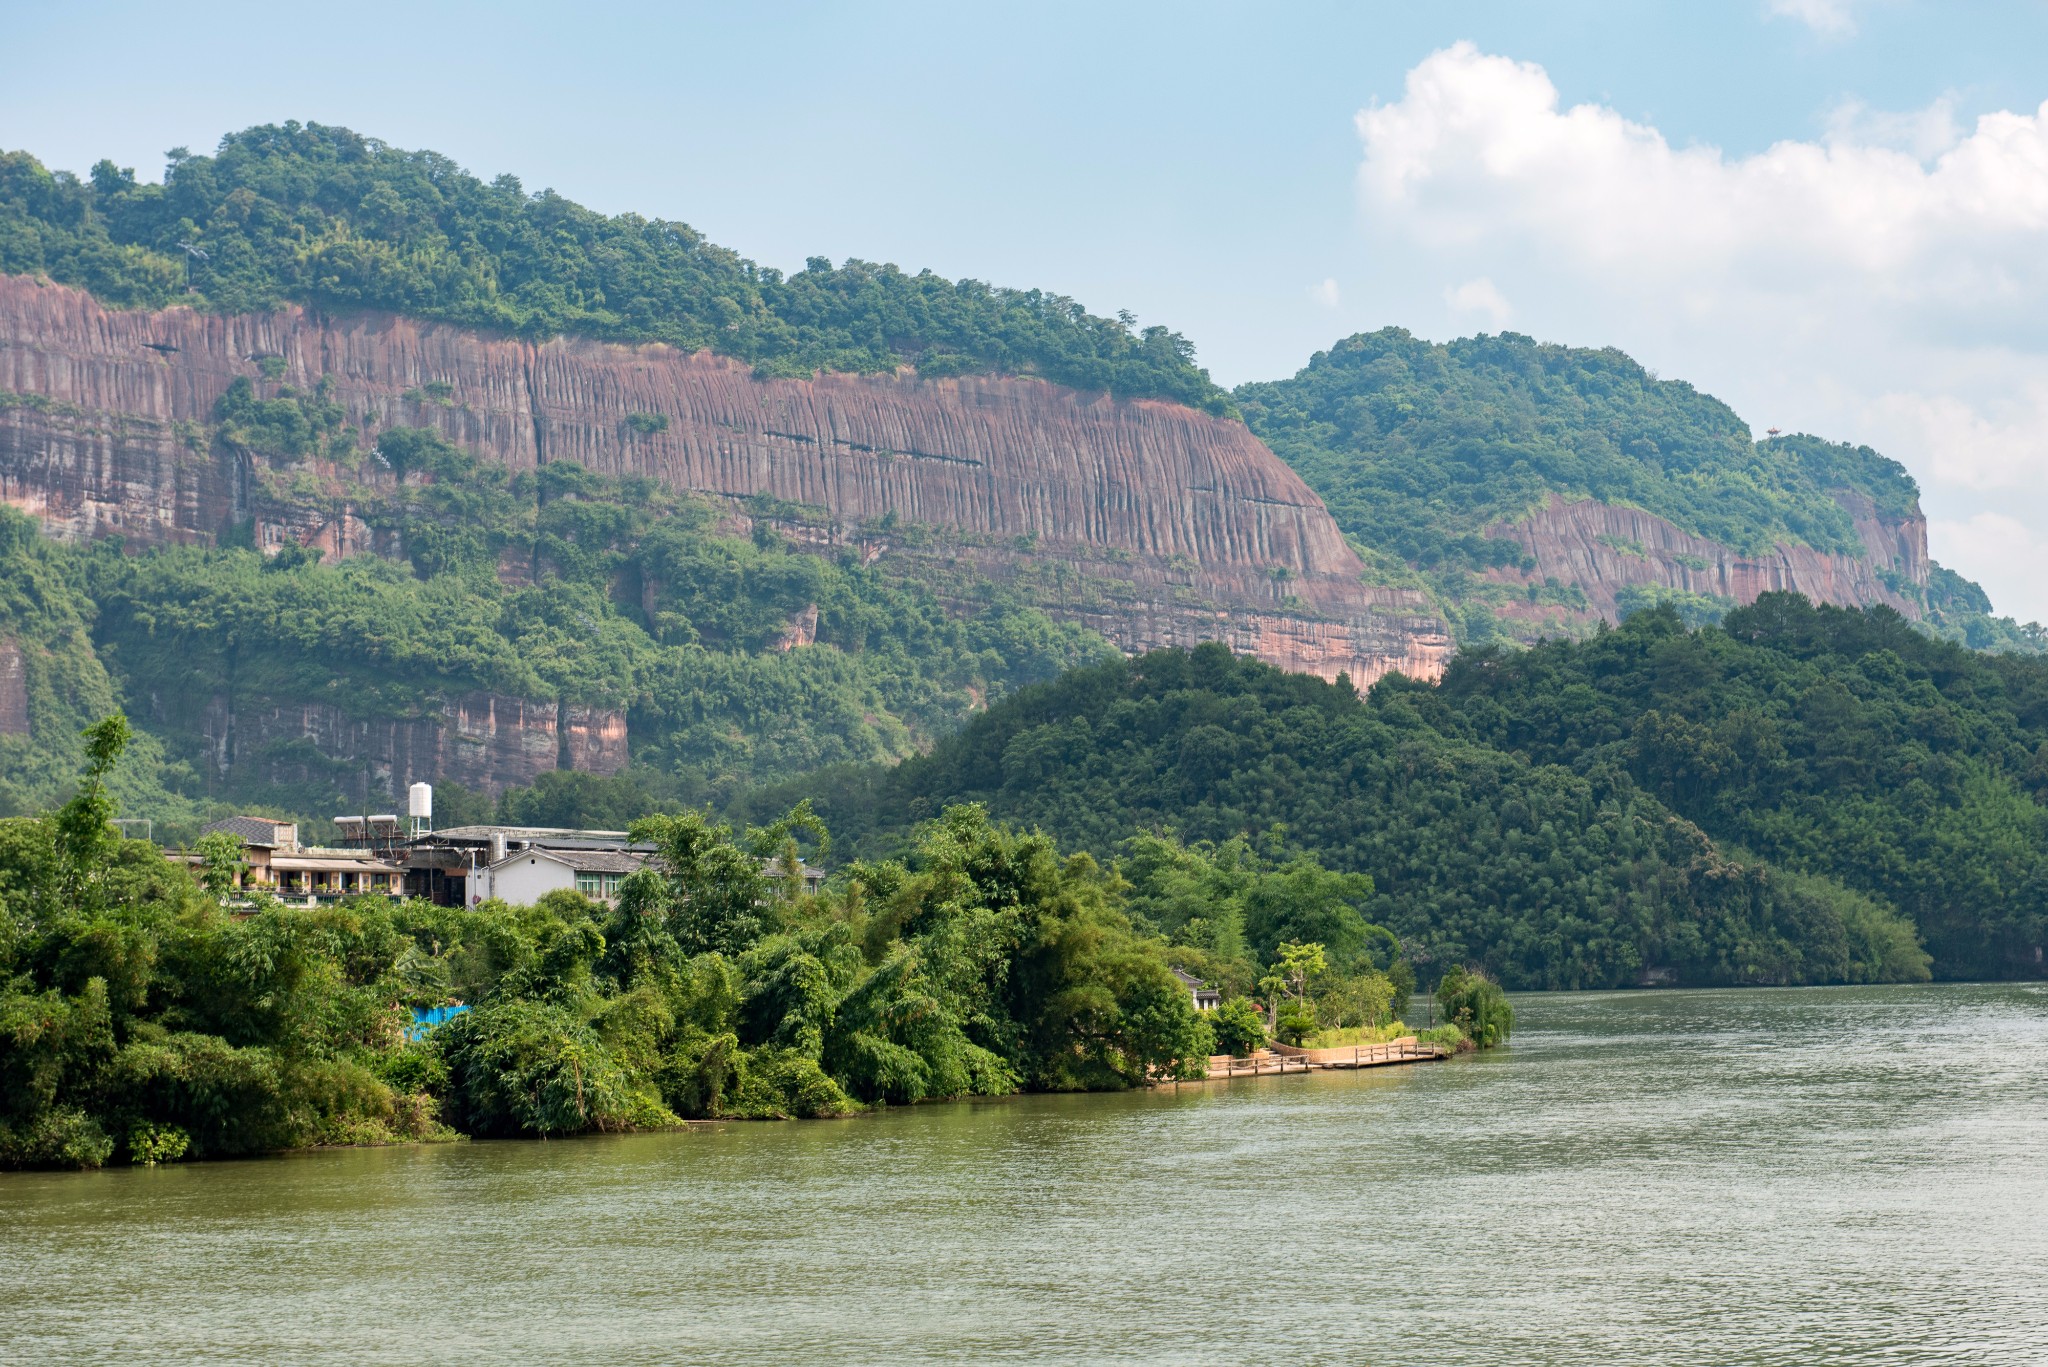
top-left (4, 984), bottom-right (2045, 1365)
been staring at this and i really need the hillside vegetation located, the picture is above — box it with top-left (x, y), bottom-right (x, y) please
top-left (1236, 329), bottom-right (2037, 650)
top-left (0, 412), bottom-right (1109, 828)
top-left (1237, 330), bottom-right (1911, 567)
top-left (1399, 593), bottom-right (2048, 980)
top-left (0, 121), bottom-right (1226, 410)
top-left (0, 722), bottom-right (1223, 1168)
top-left (766, 598), bottom-right (2048, 986)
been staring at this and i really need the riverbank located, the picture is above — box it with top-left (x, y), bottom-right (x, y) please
top-left (7, 984), bottom-right (2040, 1365)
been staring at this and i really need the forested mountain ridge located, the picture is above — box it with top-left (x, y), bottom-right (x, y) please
top-left (0, 122), bottom-right (1227, 411)
top-left (1236, 330), bottom-right (2038, 651)
top-left (0, 125), bottom-right (1453, 823)
top-left (1, 119), bottom-right (2040, 852)
top-left (767, 598), bottom-right (2048, 986)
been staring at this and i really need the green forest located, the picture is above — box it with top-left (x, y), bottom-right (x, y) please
top-left (768, 600), bottom-right (2048, 987)
top-left (1, 720), bottom-right (1483, 1170)
top-left (0, 401), bottom-right (1111, 825)
top-left (0, 122), bottom-right (1227, 411)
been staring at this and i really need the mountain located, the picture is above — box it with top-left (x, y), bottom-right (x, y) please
top-left (1236, 329), bottom-right (2035, 649)
top-left (766, 597), bottom-right (2048, 984)
top-left (0, 125), bottom-right (1448, 821)
top-left (0, 122), bottom-right (2037, 833)
top-left (0, 122), bottom-right (1229, 411)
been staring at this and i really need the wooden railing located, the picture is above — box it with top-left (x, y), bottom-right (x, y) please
top-left (1269, 1036), bottom-right (1448, 1066)
top-left (1203, 1049), bottom-right (1311, 1078)
top-left (1195, 1037), bottom-right (1450, 1081)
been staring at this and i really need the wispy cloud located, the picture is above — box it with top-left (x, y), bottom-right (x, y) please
top-left (1765, 0), bottom-right (1864, 37)
top-left (1308, 278), bottom-right (1341, 308)
top-left (1444, 276), bottom-right (1512, 328)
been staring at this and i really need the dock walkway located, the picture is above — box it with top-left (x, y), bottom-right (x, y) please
top-left (1196, 1036), bottom-right (1449, 1082)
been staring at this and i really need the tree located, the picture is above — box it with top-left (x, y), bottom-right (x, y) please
top-left (1436, 966), bottom-right (1513, 1049)
top-left (193, 832), bottom-right (247, 901)
top-left (1208, 996), bottom-right (1266, 1056)
top-left (54, 715), bottom-right (129, 911)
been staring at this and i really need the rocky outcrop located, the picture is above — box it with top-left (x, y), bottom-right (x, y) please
top-left (0, 276), bottom-right (1452, 704)
top-left (559, 703), bottom-right (629, 775)
top-left (200, 690), bottom-right (627, 799)
top-left (1485, 495), bottom-right (1927, 625)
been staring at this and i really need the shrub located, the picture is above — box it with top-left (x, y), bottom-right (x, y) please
top-left (1435, 966), bottom-right (1513, 1049)
top-left (1209, 997), bottom-right (1266, 1056)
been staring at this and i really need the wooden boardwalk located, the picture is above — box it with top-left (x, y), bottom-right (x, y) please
top-left (1196, 1037), bottom-right (1449, 1082)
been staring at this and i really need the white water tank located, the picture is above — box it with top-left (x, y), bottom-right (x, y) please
top-left (408, 781), bottom-right (434, 840)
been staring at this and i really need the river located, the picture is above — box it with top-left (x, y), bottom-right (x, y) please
top-left (4, 983), bottom-right (2044, 1364)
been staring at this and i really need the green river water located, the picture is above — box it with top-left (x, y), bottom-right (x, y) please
top-left (4, 983), bottom-right (2044, 1364)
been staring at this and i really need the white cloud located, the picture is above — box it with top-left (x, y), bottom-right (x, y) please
top-left (1825, 96), bottom-right (1962, 162)
top-left (1927, 513), bottom-right (2048, 618)
top-left (1444, 276), bottom-right (1512, 328)
top-left (1308, 277), bottom-right (1341, 308)
top-left (1351, 43), bottom-right (2048, 621)
top-left (1870, 383), bottom-right (2048, 492)
top-left (1766, 0), bottom-right (1864, 36)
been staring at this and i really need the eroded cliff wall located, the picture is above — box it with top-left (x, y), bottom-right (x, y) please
top-left (1483, 495), bottom-right (1928, 634)
top-left (0, 275), bottom-right (1449, 792)
top-left (190, 691), bottom-right (630, 799)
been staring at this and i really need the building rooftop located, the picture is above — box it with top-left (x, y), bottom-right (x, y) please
top-left (422, 825), bottom-right (634, 845)
top-left (199, 816), bottom-right (299, 849)
top-left (490, 848), bottom-right (648, 875)
top-left (272, 854), bottom-right (404, 874)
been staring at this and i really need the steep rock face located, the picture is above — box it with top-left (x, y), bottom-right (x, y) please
top-left (0, 276), bottom-right (1451, 703)
top-left (1486, 496), bottom-right (1926, 624)
top-left (197, 691), bottom-right (628, 799)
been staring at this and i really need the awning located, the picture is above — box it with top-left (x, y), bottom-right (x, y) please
top-left (270, 858), bottom-right (402, 874)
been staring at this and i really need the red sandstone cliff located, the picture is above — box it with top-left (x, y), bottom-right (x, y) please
top-left (0, 276), bottom-right (1451, 790)
top-left (1483, 494), bottom-right (1927, 632)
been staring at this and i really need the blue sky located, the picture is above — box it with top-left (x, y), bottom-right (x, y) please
top-left (9, 1), bottom-right (2048, 617)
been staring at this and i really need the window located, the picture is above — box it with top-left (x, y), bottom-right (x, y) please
top-left (575, 873), bottom-right (602, 895)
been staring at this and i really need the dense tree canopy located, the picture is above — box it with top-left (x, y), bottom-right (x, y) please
top-left (0, 123), bottom-right (1227, 411)
top-left (769, 616), bottom-right (2048, 987)
top-left (0, 721), bottom-right (1240, 1169)
top-left (1400, 593), bottom-right (2048, 979)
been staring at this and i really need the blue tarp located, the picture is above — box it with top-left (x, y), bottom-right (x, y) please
top-left (405, 1003), bottom-right (469, 1041)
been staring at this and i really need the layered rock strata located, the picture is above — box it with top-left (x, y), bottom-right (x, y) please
top-left (0, 274), bottom-right (1449, 672)
top-left (1485, 495), bottom-right (1927, 628)
top-left (195, 692), bottom-right (629, 799)
top-left (0, 275), bottom-right (1451, 792)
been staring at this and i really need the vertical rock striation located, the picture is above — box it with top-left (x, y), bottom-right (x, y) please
top-left (1485, 495), bottom-right (1927, 624)
top-left (0, 275), bottom-right (1450, 793)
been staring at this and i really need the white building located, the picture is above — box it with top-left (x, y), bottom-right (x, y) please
top-left (1171, 967), bottom-right (1223, 1011)
top-left (472, 848), bottom-right (646, 906)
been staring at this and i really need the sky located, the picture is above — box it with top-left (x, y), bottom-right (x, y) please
top-left (8, 0), bottom-right (2048, 619)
